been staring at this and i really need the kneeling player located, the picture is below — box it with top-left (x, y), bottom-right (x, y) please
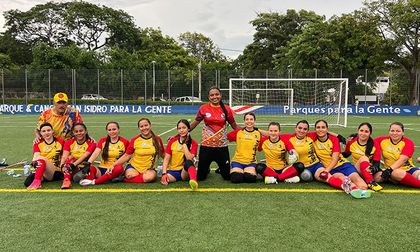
top-left (160, 119), bottom-right (198, 190)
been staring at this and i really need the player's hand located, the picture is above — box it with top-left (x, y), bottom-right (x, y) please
top-left (381, 168), bottom-right (393, 181)
top-left (319, 171), bottom-right (329, 180)
top-left (33, 136), bottom-right (42, 145)
top-left (160, 174), bottom-right (168, 185)
top-left (106, 166), bottom-right (114, 174)
top-left (31, 161), bottom-right (39, 169)
top-left (81, 162), bottom-right (91, 175)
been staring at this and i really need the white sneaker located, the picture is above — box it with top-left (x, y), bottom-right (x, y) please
top-left (284, 176), bottom-right (300, 183)
top-left (341, 176), bottom-right (352, 194)
top-left (264, 176), bottom-right (278, 184)
top-left (80, 179), bottom-right (95, 186)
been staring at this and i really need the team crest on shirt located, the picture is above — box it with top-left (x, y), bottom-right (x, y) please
top-left (221, 113), bottom-right (225, 119)
top-left (177, 143), bottom-right (183, 150)
top-left (355, 148), bottom-right (361, 154)
top-left (317, 143), bottom-right (325, 149)
top-left (44, 146), bottom-right (50, 151)
top-left (142, 142), bottom-right (147, 147)
top-left (206, 113), bottom-right (211, 118)
top-left (296, 140), bottom-right (300, 144)
top-left (73, 145), bottom-right (78, 150)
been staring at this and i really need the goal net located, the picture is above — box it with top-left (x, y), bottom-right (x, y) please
top-left (221, 78), bottom-right (348, 127)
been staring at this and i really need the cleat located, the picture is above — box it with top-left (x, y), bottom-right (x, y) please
top-left (284, 176), bottom-right (300, 183)
top-left (350, 189), bottom-right (372, 199)
top-left (79, 179), bottom-right (95, 186)
top-left (61, 178), bottom-right (72, 189)
top-left (367, 181), bottom-right (383, 192)
top-left (264, 176), bottom-right (278, 184)
top-left (341, 176), bottom-right (352, 194)
top-left (27, 179), bottom-right (42, 190)
top-left (189, 180), bottom-right (198, 190)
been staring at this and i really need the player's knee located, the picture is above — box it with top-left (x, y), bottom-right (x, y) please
top-left (255, 163), bottom-right (267, 175)
top-left (230, 172), bottom-right (243, 183)
top-left (243, 172), bottom-right (257, 183)
top-left (72, 171), bottom-right (84, 183)
top-left (183, 160), bottom-right (195, 171)
top-left (293, 162), bottom-right (305, 174)
top-left (24, 173), bottom-right (35, 187)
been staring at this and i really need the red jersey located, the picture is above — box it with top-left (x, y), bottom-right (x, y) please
top-left (195, 103), bottom-right (236, 147)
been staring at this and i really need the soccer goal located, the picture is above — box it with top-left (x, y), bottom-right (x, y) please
top-left (221, 78), bottom-right (348, 127)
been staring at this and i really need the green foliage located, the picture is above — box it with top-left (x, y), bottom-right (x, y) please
top-left (178, 32), bottom-right (227, 63)
top-left (0, 32), bottom-right (32, 66)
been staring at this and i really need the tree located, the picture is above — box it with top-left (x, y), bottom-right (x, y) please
top-left (280, 11), bottom-right (389, 72)
top-left (4, 1), bottom-right (138, 51)
top-left (178, 32), bottom-right (226, 63)
top-left (236, 10), bottom-right (324, 70)
top-left (365, 0), bottom-right (420, 105)
top-left (0, 32), bottom-right (32, 66)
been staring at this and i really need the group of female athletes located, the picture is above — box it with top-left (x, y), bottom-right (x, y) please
top-left (25, 87), bottom-right (420, 198)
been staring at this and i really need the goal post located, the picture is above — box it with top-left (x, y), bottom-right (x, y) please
top-left (221, 78), bottom-right (348, 127)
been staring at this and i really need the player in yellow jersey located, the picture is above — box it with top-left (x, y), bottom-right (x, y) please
top-left (111, 118), bottom-right (164, 183)
top-left (60, 123), bottom-right (96, 189)
top-left (256, 122), bottom-right (304, 183)
top-left (374, 122), bottom-right (420, 188)
top-left (26, 123), bottom-right (65, 190)
top-left (343, 122), bottom-right (383, 191)
top-left (313, 120), bottom-right (371, 198)
top-left (227, 112), bottom-right (261, 183)
top-left (160, 119), bottom-right (199, 190)
top-left (79, 122), bottom-right (129, 186)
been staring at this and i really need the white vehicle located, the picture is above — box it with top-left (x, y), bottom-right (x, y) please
top-left (174, 96), bottom-right (202, 103)
top-left (81, 94), bottom-right (107, 100)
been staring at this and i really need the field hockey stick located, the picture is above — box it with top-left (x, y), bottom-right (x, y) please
top-left (0, 160), bottom-right (28, 170)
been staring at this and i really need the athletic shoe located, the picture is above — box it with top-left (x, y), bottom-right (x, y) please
top-left (341, 176), bottom-right (352, 194)
top-left (284, 176), bottom-right (300, 183)
top-left (61, 178), bottom-right (72, 189)
top-left (27, 179), bottom-right (41, 190)
top-left (264, 176), bottom-right (278, 184)
top-left (350, 189), bottom-right (372, 199)
top-left (367, 181), bottom-right (383, 192)
top-left (79, 179), bottom-right (95, 186)
top-left (189, 180), bottom-right (198, 190)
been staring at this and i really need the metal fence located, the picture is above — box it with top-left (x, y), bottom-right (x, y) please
top-left (1, 68), bottom-right (418, 106)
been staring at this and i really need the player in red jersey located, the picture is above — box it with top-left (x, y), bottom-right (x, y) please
top-left (26, 122), bottom-right (65, 190)
top-left (60, 123), bottom-right (96, 189)
top-left (111, 118), bottom-right (164, 183)
top-left (34, 92), bottom-right (83, 143)
top-left (160, 119), bottom-right (199, 190)
top-left (189, 87), bottom-right (240, 181)
top-left (343, 122), bottom-right (383, 191)
top-left (374, 122), bottom-right (420, 187)
top-left (79, 122), bottom-right (129, 186)
top-left (256, 122), bottom-right (304, 183)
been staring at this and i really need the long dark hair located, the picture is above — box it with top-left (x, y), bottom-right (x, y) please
top-left (268, 122), bottom-right (280, 131)
top-left (390, 122), bottom-right (404, 132)
top-left (177, 119), bottom-right (192, 150)
top-left (209, 86), bottom-right (229, 123)
top-left (102, 121), bottom-right (119, 162)
top-left (315, 119), bottom-right (328, 129)
top-left (138, 118), bottom-right (163, 166)
top-left (358, 122), bottom-right (374, 156)
top-left (296, 120), bottom-right (310, 129)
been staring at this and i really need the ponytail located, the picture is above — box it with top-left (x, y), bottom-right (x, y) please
top-left (150, 130), bottom-right (163, 167)
top-left (365, 137), bottom-right (374, 157)
top-left (102, 135), bottom-right (111, 162)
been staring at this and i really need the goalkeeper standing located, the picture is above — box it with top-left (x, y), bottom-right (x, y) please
top-left (189, 87), bottom-right (240, 181)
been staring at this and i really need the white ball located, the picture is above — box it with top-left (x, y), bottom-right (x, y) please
top-left (300, 169), bottom-right (313, 182)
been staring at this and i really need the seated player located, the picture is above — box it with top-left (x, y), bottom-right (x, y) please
top-left (79, 121), bottom-right (129, 186)
top-left (111, 118), bottom-right (164, 183)
top-left (60, 123), bottom-right (96, 189)
top-left (374, 122), bottom-right (420, 187)
top-left (25, 122), bottom-right (65, 190)
top-left (343, 122), bottom-right (383, 191)
top-left (255, 122), bottom-right (304, 184)
top-left (160, 119), bottom-right (199, 190)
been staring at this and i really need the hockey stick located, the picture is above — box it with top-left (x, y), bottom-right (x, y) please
top-left (0, 160), bottom-right (28, 170)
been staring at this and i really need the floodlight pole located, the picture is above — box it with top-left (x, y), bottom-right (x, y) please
top-left (152, 61), bottom-right (156, 102)
top-left (198, 60), bottom-right (202, 101)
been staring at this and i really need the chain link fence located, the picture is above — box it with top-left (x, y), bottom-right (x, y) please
top-left (1, 68), bottom-right (418, 106)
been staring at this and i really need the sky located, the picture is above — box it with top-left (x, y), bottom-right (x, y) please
top-left (0, 0), bottom-right (365, 59)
